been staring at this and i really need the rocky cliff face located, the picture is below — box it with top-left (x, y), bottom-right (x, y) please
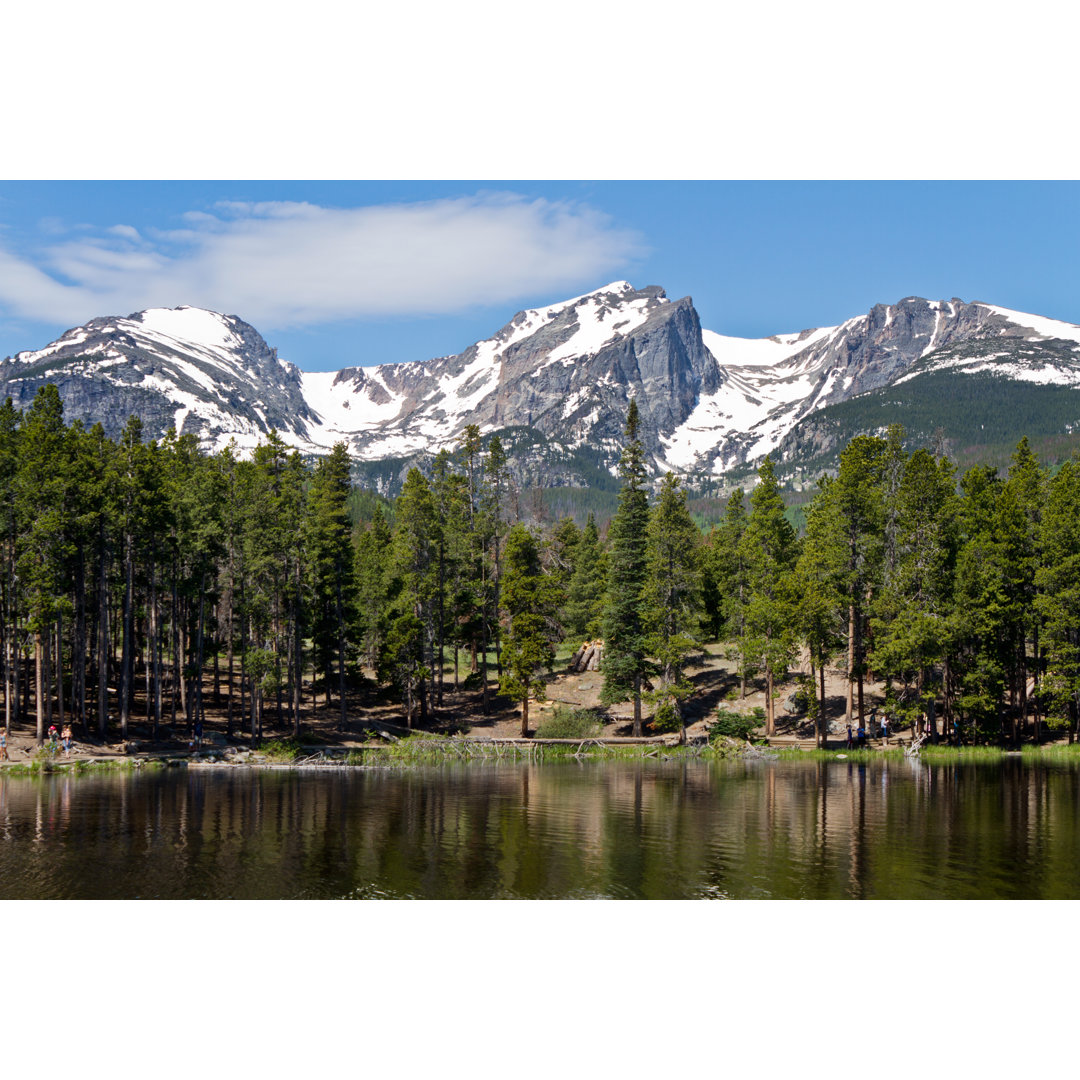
top-left (305, 282), bottom-right (718, 470)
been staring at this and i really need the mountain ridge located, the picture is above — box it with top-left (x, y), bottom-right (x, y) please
top-left (4, 284), bottom-right (1080, 490)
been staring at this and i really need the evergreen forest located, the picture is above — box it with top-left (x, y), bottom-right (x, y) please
top-left (3, 383), bottom-right (1080, 751)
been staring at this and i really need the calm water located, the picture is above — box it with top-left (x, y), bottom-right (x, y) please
top-left (2, 758), bottom-right (1079, 899)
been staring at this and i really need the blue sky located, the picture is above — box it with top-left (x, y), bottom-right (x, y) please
top-left (1, 181), bottom-right (1077, 372)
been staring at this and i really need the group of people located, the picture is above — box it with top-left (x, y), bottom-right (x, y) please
top-left (46, 724), bottom-right (74, 755)
top-left (845, 713), bottom-right (889, 749)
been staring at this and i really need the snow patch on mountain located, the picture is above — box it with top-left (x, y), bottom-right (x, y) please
top-left (980, 305), bottom-right (1080, 347)
top-left (701, 325), bottom-right (836, 368)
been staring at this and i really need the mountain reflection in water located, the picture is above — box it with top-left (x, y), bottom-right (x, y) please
top-left (1, 758), bottom-right (1078, 899)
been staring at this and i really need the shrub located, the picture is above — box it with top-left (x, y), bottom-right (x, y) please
top-left (535, 706), bottom-right (603, 739)
top-left (649, 698), bottom-right (681, 733)
top-left (261, 738), bottom-right (301, 762)
top-left (710, 708), bottom-right (760, 741)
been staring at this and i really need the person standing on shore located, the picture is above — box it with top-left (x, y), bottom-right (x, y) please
top-left (846, 724), bottom-right (853, 749)
top-left (0, 731), bottom-right (7, 761)
top-left (881, 715), bottom-right (888, 744)
top-left (61, 724), bottom-right (72, 756)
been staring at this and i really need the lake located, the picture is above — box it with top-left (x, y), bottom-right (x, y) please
top-left (2, 757), bottom-right (1079, 898)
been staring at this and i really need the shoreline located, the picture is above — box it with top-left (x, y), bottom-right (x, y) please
top-left (4, 735), bottom-right (1080, 777)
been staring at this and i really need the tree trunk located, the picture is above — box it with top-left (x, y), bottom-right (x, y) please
top-left (55, 614), bottom-right (64, 730)
top-left (98, 537), bottom-right (109, 738)
top-left (35, 630), bottom-right (44, 746)
top-left (632, 672), bottom-right (642, 737)
top-left (196, 572), bottom-right (206, 729)
top-left (521, 692), bottom-right (529, 738)
top-left (819, 653), bottom-right (827, 749)
top-left (766, 666), bottom-right (775, 737)
top-left (151, 560), bottom-right (161, 740)
top-left (845, 601), bottom-right (856, 724)
top-left (120, 533), bottom-right (134, 740)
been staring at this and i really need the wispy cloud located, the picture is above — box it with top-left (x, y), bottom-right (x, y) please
top-left (0, 194), bottom-right (642, 328)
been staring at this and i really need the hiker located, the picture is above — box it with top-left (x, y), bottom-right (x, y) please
top-left (0, 731), bottom-right (7, 761)
top-left (61, 724), bottom-right (72, 756)
top-left (881, 715), bottom-right (889, 744)
top-left (857, 724), bottom-right (866, 748)
top-left (48, 724), bottom-right (58, 748)
top-left (194, 718), bottom-right (203, 751)
top-left (846, 724), bottom-right (853, 749)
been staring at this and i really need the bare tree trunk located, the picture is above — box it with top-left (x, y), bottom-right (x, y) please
top-left (766, 666), bottom-right (775, 737)
top-left (120, 533), bottom-right (134, 740)
top-left (55, 614), bottom-right (64, 730)
top-left (35, 630), bottom-right (44, 746)
top-left (632, 672), bottom-right (642, 737)
top-left (98, 538), bottom-right (109, 738)
top-left (845, 601), bottom-right (856, 724)
top-left (151, 560), bottom-right (161, 740)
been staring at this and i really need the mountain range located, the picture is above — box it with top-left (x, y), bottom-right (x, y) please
top-left (4, 281), bottom-right (1080, 491)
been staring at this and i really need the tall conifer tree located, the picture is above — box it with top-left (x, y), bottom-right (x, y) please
top-left (601, 399), bottom-right (650, 735)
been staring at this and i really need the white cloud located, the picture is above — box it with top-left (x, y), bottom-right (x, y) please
top-left (0, 194), bottom-right (642, 328)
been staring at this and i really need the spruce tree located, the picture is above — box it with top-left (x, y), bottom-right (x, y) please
top-left (308, 443), bottom-right (355, 731)
top-left (499, 523), bottom-right (561, 736)
top-left (795, 477), bottom-right (846, 746)
top-left (601, 399), bottom-right (650, 735)
top-left (382, 467), bottom-right (438, 727)
top-left (643, 472), bottom-right (701, 741)
top-left (16, 386), bottom-right (71, 744)
top-left (1036, 461), bottom-right (1080, 742)
top-left (740, 457), bottom-right (798, 737)
top-left (564, 512), bottom-right (607, 642)
top-left (712, 489), bottom-right (750, 695)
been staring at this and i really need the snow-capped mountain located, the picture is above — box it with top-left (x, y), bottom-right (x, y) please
top-left (0, 306), bottom-right (318, 450)
top-left (4, 283), bottom-right (1080, 484)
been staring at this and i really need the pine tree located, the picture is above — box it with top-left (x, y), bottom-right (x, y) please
top-left (833, 435), bottom-right (887, 727)
top-left (711, 489), bottom-right (750, 694)
top-left (382, 468), bottom-right (438, 727)
top-left (356, 503), bottom-right (391, 670)
top-left (795, 477), bottom-right (846, 746)
top-left (1036, 461), bottom-right (1080, 742)
top-left (309, 443), bottom-right (355, 731)
top-left (499, 523), bottom-right (561, 736)
top-left (563, 512), bottom-right (607, 642)
top-left (740, 457), bottom-right (798, 737)
top-left (601, 399), bottom-right (651, 735)
top-left (16, 386), bottom-right (72, 744)
top-left (643, 473), bottom-right (701, 741)
top-left (872, 448), bottom-right (957, 739)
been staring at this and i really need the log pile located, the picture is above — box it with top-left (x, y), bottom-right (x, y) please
top-left (568, 640), bottom-right (603, 673)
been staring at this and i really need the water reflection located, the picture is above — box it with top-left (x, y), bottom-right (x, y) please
top-left (2, 759), bottom-right (1080, 899)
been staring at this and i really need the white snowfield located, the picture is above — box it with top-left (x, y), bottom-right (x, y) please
top-left (7, 290), bottom-right (1080, 467)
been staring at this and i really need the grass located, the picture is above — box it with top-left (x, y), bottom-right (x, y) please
top-left (1, 757), bottom-right (139, 776)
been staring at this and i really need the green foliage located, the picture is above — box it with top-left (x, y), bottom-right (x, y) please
top-left (643, 473), bottom-right (701, 724)
top-left (601, 400), bottom-right (651, 725)
top-left (499, 523), bottom-right (562, 732)
top-left (261, 738), bottom-right (301, 761)
top-left (535, 706), bottom-right (603, 739)
top-left (563, 512), bottom-right (607, 641)
top-left (710, 709), bottom-right (760, 741)
top-left (649, 698), bottom-right (681, 733)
